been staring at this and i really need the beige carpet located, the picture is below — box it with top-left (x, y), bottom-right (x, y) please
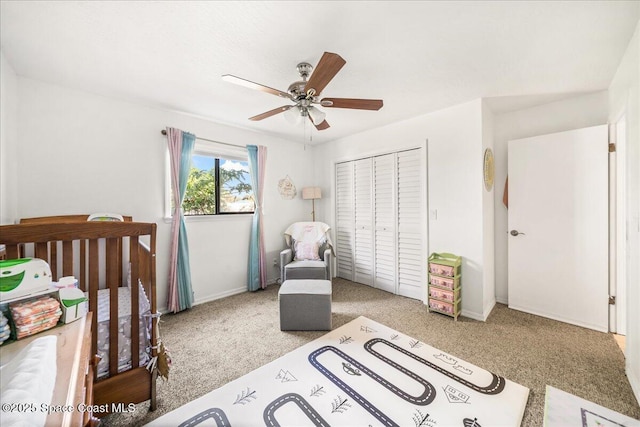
top-left (104, 278), bottom-right (640, 426)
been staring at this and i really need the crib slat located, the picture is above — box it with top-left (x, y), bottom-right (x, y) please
top-left (62, 240), bottom-right (73, 277)
top-left (117, 238), bottom-right (124, 287)
top-left (79, 240), bottom-right (86, 292)
top-left (106, 238), bottom-right (119, 377)
top-left (50, 243), bottom-right (58, 279)
top-left (105, 238), bottom-right (119, 291)
top-left (147, 226), bottom-right (158, 412)
top-left (35, 242), bottom-right (48, 260)
top-left (88, 238), bottom-right (99, 381)
top-left (149, 228), bottom-right (157, 361)
top-left (130, 236), bottom-right (140, 368)
top-left (5, 244), bottom-right (19, 259)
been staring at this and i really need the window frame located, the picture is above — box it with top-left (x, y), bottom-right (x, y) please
top-left (165, 141), bottom-right (254, 219)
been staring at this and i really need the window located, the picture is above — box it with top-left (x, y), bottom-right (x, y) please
top-left (167, 142), bottom-right (254, 216)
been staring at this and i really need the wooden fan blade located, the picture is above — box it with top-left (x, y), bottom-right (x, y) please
top-left (304, 52), bottom-right (346, 96)
top-left (310, 116), bottom-right (330, 130)
top-left (249, 105), bottom-right (293, 121)
top-left (321, 98), bottom-right (383, 110)
top-left (222, 75), bottom-right (291, 99)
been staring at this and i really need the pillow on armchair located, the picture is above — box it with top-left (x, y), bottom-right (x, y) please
top-left (294, 241), bottom-right (321, 261)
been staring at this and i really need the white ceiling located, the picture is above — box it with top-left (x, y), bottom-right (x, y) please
top-left (1, 1), bottom-right (638, 144)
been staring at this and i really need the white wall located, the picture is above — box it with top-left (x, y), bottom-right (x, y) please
top-left (481, 101), bottom-right (496, 318)
top-left (15, 78), bottom-right (316, 311)
top-left (491, 91), bottom-right (609, 304)
top-left (314, 99), bottom-right (490, 320)
top-left (609, 20), bottom-right (640, 404)
top-left (0, 51), bottom-right (19, 225)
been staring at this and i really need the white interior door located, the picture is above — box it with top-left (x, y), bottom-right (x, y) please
top-left (508, 125), bottom-right (609, 332)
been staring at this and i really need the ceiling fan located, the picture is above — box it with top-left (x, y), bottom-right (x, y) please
top-left (222, 52), bottom-right (383, 131)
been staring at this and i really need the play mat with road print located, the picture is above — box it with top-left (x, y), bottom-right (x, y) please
top-left (147, 316), bottom-right (529, 427)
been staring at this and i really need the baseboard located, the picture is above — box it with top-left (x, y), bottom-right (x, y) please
top-left (461, 300), bottom-right (496, 322)
top-left (461, 309), bottom-right (485, 321)
top-left (495, 296), bottom-right (508, 305)
top-left (508, 303), bottom-right (608, 333)
top-left (193, 286), bottom-right (246, 307)
top-left (628, 359), bottom-right (640, 406)
top-left (483, 298), bottom-right (496, 320)
top-left (192, 278), bottom-right (281, 307)
top-left (160, 283), bottom-right (275, 313)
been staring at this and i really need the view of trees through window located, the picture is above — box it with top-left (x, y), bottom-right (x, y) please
top-left (181, 154), bottom-right (254, 215)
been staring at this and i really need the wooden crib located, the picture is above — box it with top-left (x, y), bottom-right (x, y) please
top-left (0, 215), bottom-right (159, 414)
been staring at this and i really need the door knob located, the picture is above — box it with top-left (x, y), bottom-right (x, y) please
top-left (510, 230), bottom-right (525, 236)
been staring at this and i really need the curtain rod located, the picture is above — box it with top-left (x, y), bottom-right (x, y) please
top-left (160, 129), bottom-right (245, 149)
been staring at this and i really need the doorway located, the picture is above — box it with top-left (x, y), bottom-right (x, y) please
top-left (507, 125), bottom-right (609, 332)
top-left (613, 115), bottom-right (627, 336)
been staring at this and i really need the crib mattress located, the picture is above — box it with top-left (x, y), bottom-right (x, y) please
top-left (95, 286), bottom-right (151, 379)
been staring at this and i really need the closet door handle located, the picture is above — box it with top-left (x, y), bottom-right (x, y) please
top-left (509, 230), bottom-right (525, 236)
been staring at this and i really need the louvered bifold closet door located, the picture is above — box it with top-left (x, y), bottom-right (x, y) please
top-left (373, 154), bottom-right (396, 293)
top-left (354, 158), bottom-right (374, 286)
top-left (397, 148), bottom-right (423, 299)
top-left (335, 161), bottom-right (355, 280)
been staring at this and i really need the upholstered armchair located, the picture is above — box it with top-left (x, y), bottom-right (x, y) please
top-left (280, 222), bottom-right (334, 282)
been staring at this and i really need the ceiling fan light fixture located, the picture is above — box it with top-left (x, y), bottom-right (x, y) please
top-left (307, 106), bottom-right (326, 125)
top-left (284, 105), bottom-right (302, 124)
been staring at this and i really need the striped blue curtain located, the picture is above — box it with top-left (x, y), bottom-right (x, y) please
top-left (167, 128), bottom-right (195, 312)
top-left (247, 144), bottom-right (267, 291)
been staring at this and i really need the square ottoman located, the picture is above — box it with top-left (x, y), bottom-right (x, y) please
top-left (279, 279), bottom-right (332, 331)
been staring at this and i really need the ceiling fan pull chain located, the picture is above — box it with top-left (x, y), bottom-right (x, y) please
top-left (303, 117), bottom-right (308, 151)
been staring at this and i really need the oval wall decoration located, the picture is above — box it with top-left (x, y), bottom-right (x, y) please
top-left (483, 148), bottom-right (495, 191)
top-left (278, 175), bottom-right (297, 199)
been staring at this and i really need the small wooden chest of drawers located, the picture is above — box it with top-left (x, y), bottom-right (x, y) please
top-left (427, 252), bottom-right (462, 320)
